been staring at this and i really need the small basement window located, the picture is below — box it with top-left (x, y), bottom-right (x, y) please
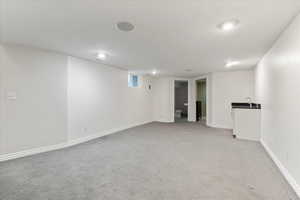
top-left (128, 74), bottom-right (139, 88)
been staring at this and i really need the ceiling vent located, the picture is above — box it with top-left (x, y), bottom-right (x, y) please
top-left (116, 22), bottom-right (135, 32)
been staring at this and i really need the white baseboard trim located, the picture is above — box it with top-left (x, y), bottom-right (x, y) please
top-left (67, 120), bottom-right (152, 147)
top-left (261, 139), bottom-right (300, 197)
top-left (207, 123), bottom-right (232, 130)
top-left (0, 120), bottom-right (153, 162)
top-left (154, 119), bottom-right (174, 123)
top-left (0, 142), bottom-right (67, 162)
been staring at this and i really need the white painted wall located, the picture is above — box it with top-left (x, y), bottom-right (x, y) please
top-left (152, 77), bottom-right (194, 122)
top-left (152, 77), bottom-right (174, 122)
top-left (0, 44), bottom-right (154, 157)
top-left (0, 44), bottom-right (68, 154)
top-left (190, 71), bottom-right (254, 129)
top-left (0, 44), bottom-right (4, 154)
top-left (255, 14), bottom-right (300, 195)
top-left (67, 57), bottom-right (153, 140)
top-left (154, 71), bottom-right (253, 128)
top-left (211, 70), bottom-right (254, 129)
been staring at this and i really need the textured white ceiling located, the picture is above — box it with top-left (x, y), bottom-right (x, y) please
top-left (1, 0), bottom-right (300, 77)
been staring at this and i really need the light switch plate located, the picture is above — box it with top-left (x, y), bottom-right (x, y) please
top-left (7, 92), bottom-right (17, 100)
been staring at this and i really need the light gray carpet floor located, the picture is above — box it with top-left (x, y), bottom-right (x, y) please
top-left (0, 122), bottom-right (298, 200)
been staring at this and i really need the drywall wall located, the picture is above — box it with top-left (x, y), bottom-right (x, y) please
top-left (255, 14), bottom-right (300, 195)
top-left (0, 44), bottom-right (68, 154)
top-left (191, 72), bottom-right (253, 129)
top-left (0, 44), bottom-right (154, 157)
top-left (0, 44), bottom-right (4, 154)
top-left (152, 77), bottom-right (174, 122)
top-left (155, 71), bottom-right (253, 128)
top-left (67, 57), bottom-right (153, 140)
top-left (152, 77), bottom-right (193, 122)
top-left (211, 70), bottom-right (254, 129)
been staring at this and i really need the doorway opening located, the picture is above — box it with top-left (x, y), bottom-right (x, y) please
top-left (174, 80), bottom-right (188, 122)
top-left (196, 79), bottom-right (207, 125)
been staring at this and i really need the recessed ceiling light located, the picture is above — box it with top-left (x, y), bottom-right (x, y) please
top-left (225, 60), bottom-right (240, 68)
top-left (152, 70), bottom-right (157, 75)
top-left (218, 19), bottom-right (239, 31)
top-left (117, 21), bottom-right (135, 32)
top-left (97, 53), bottom-right (106, 60)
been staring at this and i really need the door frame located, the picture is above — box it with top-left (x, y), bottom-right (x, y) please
top-left (172, 79), bottom-right (190, 122)
top-left (193, 74), bottom-right (211, 126)
top-left (195, 78), bottom-right (207, 122)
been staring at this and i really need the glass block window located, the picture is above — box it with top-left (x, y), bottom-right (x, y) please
top-left (128, 74), bottom-right (139, 88)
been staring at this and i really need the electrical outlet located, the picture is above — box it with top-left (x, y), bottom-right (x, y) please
top-left (7, 91), bottom-right (17, 100)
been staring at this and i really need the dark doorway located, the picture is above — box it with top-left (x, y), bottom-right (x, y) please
top-left (196, 79), bottom-right (206, 124)
top-left (174, 80), bottom-right (188, 122)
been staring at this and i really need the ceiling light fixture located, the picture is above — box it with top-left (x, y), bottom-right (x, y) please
top-left (225, 60), bottom-right (240, 68)
top-left (152, 70), bottom-right (157, 75)
top-left (97, 53), bottom-right (107, 60)
top-left (218, 19), bottom-right (239, 32)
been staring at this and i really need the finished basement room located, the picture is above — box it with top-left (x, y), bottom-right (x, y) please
top-left (0, 0), bottom-right (300, 199)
